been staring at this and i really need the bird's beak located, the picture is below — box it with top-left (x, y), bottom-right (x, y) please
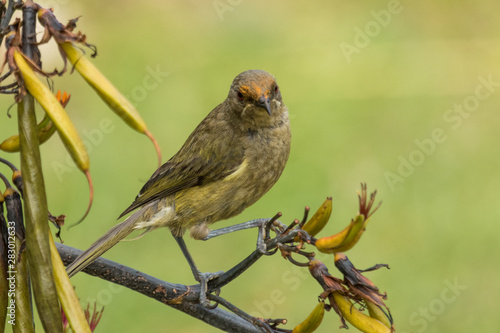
top-left (257, 96), bottom-right (272, 116)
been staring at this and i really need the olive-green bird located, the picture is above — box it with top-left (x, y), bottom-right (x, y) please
top-left (66, 70), bottom-right (291, 300)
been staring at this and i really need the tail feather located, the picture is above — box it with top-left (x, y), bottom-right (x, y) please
top-left (66, 213), bottom-right (140, 277)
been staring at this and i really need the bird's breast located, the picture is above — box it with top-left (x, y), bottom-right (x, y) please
top-left (172, 114), bottom-right (290, 232)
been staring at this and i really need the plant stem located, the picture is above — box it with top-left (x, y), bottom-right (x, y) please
top-left (18, 2), bottom-right (63, 332)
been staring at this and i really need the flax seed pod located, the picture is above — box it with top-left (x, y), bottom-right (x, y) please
top-left (60, 42), bottom-right (161, 166)
top-left (14, 51), bottom-right (93, 224)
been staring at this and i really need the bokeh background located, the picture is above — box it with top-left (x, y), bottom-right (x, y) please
top-left (1, 1), bottom-right (499, 332)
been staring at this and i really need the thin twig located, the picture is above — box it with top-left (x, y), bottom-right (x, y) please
top-left (207, 294), bottom-right (277, 333)
top-left (56, 224), bottom-right (304, 332)
top-left (298, 206), bottom-right (310, 228)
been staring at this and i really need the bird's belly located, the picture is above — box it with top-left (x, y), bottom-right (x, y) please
top-left (175, 155), bottom-right (285, 227)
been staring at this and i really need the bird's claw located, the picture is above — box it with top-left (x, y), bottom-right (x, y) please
top-left (256, 219), bottom-right (268, 254)
top-left (257, 218), bottom-right (285, 255)
top-left (196, 270), bottom-right (223, 308)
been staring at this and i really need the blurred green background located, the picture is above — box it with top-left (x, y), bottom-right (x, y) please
top-left (1, 0), bottom-right (499, 332)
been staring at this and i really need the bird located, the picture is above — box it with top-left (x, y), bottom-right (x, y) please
top-left (66, 69), bottom-right (291, 302)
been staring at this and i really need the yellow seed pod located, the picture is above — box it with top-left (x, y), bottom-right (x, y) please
top-left (14, 50), bottom-right (89, 172)
top-left (0, 135), bottom-right (22, 153)
top-left (329, 214), bottom-right (367, 253)
top-left (36, 114), bottom-right (57, 144)
top-left (0, 112), bottom-right (56, 153)
top-left (292, 301), bottom-right (325, 333)
top-left (60, 42), bottom-right (161, 166)
top-left (333, 292), bottom-right (391, 333)
top-left (302, 197), bottom-right (332, 237)
top-left (315, 214), bottom-right (366, 254)
top-left (314, 226), bottom-right (351, 253)
top-left (15, 53), bottom-right (93, 225)
top-left (365, 300), bottom-right (393, 330)
top-left (48, 232), bottom-right (92, 333)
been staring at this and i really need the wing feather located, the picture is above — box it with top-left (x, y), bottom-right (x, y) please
top-left (118, 106), bottom-right (245, 218)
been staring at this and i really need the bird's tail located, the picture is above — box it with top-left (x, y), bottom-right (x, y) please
top-left (66, 211), bottom-right (141, 277)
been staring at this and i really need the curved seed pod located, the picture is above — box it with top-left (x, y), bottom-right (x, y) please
top-left (60, 42), bottom-right (161, 166)
top-left (38, 114), bottom-right (57, 143)
top-left (365, 300), bottom-right (393, 330)
top-left (300, 197), bottom-right (332, 239)
top-left (329, 214), bottom-right (367, 253)
top-left (38, 91), bottom-right (70, 146)
top-left (314, 216), bottom-right (358, 253)
top-left (48, 232), bottom-right (92, 333)
top-left (314, 226), bottom-right (350, 253)
top-left (0, 91), bottom-right (69, 153)
top-left (14, 50), bottom-right (89, 171)
top-left (315, 214), bottom-right (366, 254)
top-left (0, 115), bottom-right (54, 152)
top-left (14, 52), bottom-right (93, 224)
top-left (0, 136), bottom-right (22, 153)
top-left (37, 91), bottom-right (70, 146)
top-left (332, 292), bottom-right (390, 333)
top-left (292, 301), bottom-right (325, 333)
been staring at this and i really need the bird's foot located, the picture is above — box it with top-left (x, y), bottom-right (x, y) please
top-left (257, 216), bottom-right (286, 255)
top-left (256, 220), bottom-right (267, 254)
top-left (196, 270), bottom-right (224, 308)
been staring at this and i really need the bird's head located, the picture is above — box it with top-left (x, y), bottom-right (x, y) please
top-left (227, 70), bottom-right (285, 128)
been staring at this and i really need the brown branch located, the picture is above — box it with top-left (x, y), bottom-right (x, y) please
top-left (1, 0), bottom-right (20, 33)
top-left (208, 229), bottom-right (299, 291)
top-left (56, 243), bottom-right (266, 333)
top-left (55, 225), bottom-right (303, 332)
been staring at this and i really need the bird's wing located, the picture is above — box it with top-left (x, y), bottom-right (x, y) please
top-left (119, 119), bottom-right (244, 218)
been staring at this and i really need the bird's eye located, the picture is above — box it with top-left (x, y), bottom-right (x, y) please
top-left (237, 91), bottom-right (244, 101)
top-left (274, 85), bottom-right (279, 94)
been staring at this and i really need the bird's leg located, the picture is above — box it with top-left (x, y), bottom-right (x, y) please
top-left (172, 233), bottom-right (223, 308)
top-left (203, 216), bottom-right (285, 254)
top-left (203, 219), bottom-right (267, 240)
